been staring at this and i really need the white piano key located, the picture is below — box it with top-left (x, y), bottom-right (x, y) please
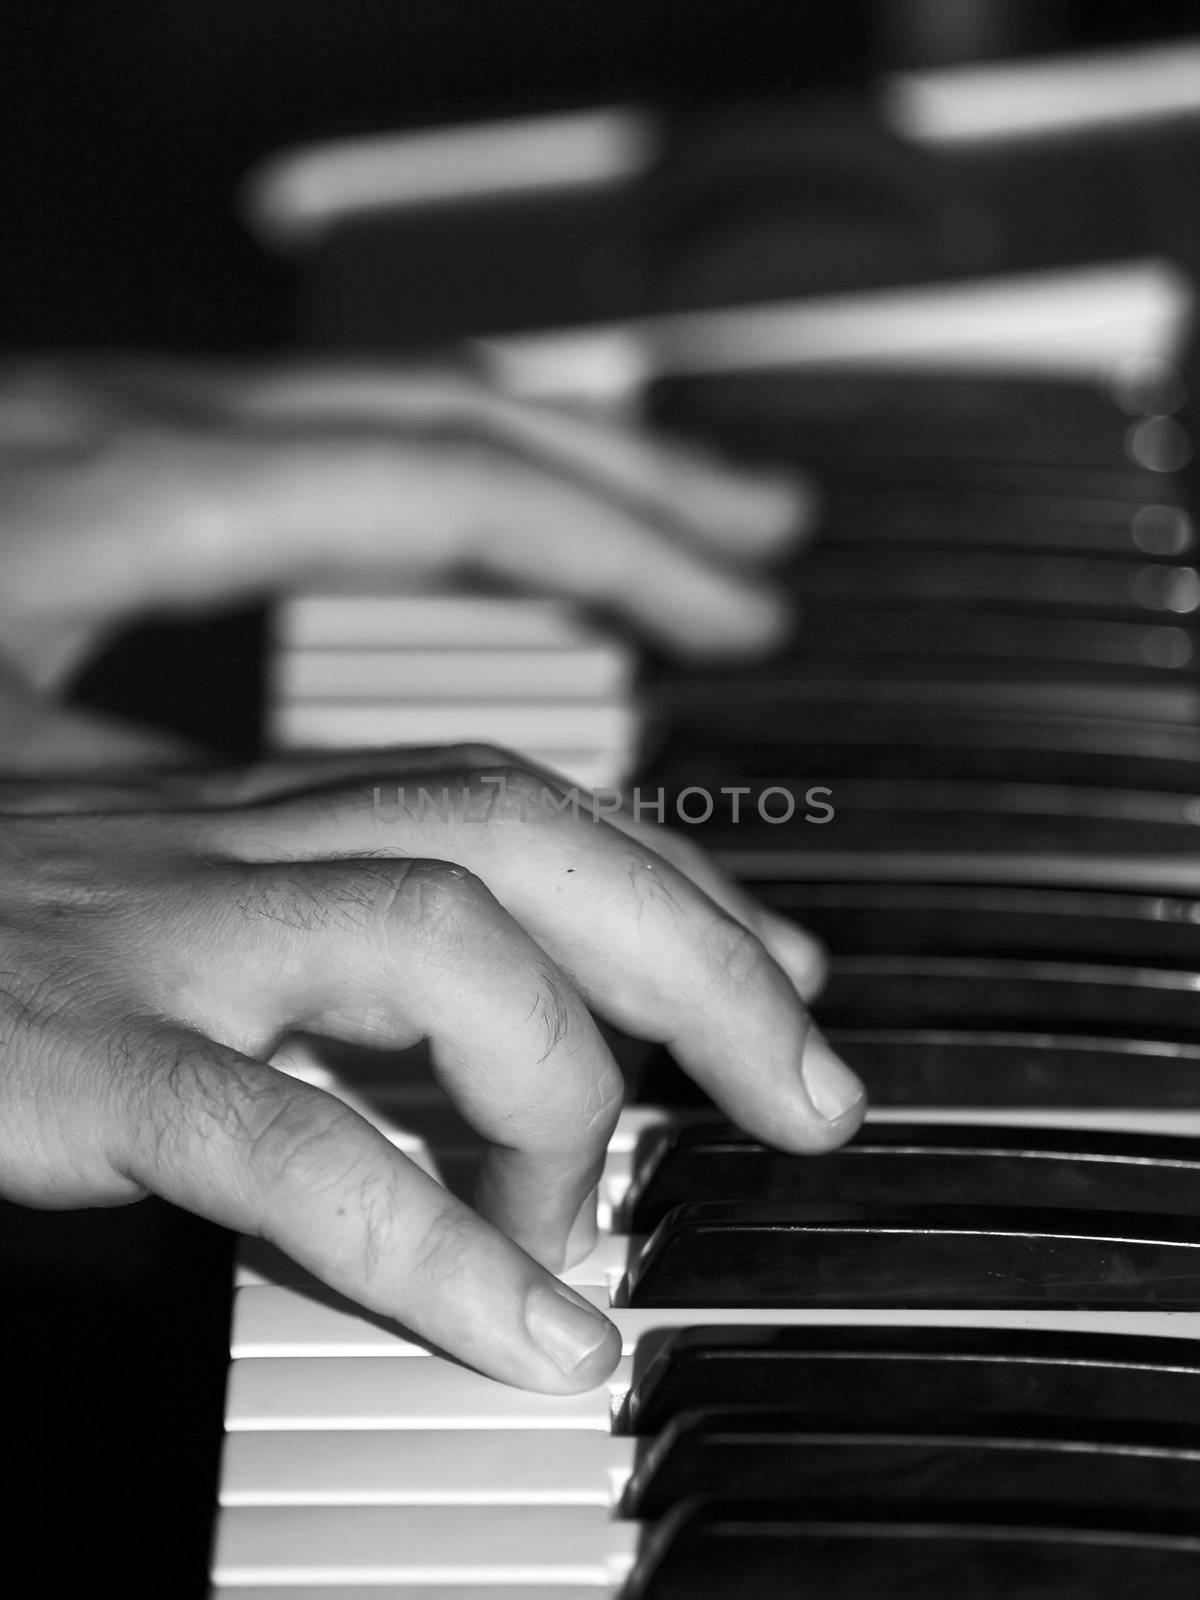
top-left (232, 1286), bottom-right (431, 1354)
top-left (246, 107), bottom-right (657, 251)
top-left (212, 1504), bottom-right (639, 1587)
top-left (272, 699), bottom-right (634, 753)
top-left (220, 1428), bottom-right (633, 1505)
top-left (229, 1280), bottom-right (1200, 1369)
top-left (225, 1354), bottom-right (618, 1429)
top-left (867, 1106), bottom-right (1200, 1138)
top-left (277, 595), bottom-right (597, 650)
top-left (597, 1289), bottom-right (1200, 1347)
top-left (275, 646), bottom-right (633, 701)
top-left (217, 1589), bottom-right (606, 1599)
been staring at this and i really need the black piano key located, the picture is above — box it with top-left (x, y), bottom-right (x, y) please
top-left (694, 782), bottom-right (1200, 862)
top-left (623, 1202), bottom-right (1200, 1309)
top-left (815, 958), bottom-right (1200, 1039)
top-left (626, 1500), bottom-right (1200, 1600)
top-left (624, 1122), bottom-right (1200, 1234)
top-left (793, 545), bottom-right (1200, 620)
top-left (623, 1326), bottom-right (1200, 1437)
top-left (832, 1033), bottom-right (1200, 1108)
top-left (755, 883), bottom-right (1200, 969)
top-left (630, 1033), bottom-right (1200, 1110)
top-left (820, 492), bottom-right (1194, 558)
top-left (796, 606), bottom-right (1196, 673)
top-left (624, 1412), bottom-right (1200, 1522)
top-left (659, 663), bottom-right (1200, 726)
top-left (812, 460), bottom-right (1176, 501)
top-left (657, 674), bottom-right (1200, 723)
top-left (648, 369), bottom-right (1171, 468)
top-left (643, 708), bottom-right (1200, 792)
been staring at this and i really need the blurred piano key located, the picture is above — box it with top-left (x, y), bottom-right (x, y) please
top-left (886, 39), bottom-right (1200, 146)
top-left (274, 645), bottom-right (633, 701)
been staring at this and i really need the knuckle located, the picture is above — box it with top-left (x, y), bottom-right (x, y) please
top-left (446, 741), bottom-right (516, 769)
top-left (384, 858), bottom-right (488, 936)
top-left (701, 915), bottom-right (775, 990)
top-left (528, 962), bottom-right (578, 1065)
top-left (407, 1195), bottom-right (482, 1291)
top-left (233, 1075), bottom-right (365, 1195)
top-left (465, 762), bottom-right (550, 826)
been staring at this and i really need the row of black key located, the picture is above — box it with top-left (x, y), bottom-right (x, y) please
top-left (618, 364), bottom-right (1200, 1595)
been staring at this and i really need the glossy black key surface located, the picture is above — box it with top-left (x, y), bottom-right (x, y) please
top-left (647, 370), bottom-right (1170, 469)
top-left (815, 958), bottom-right (1200, 1039)
top-left (623, 1327), bottom-right (1200, 1437)
top-left (658, 675), bottom-right (1200, 723)
top-left (756, 883), bottom-right (1200, 969)
top-left (624, 1202), bottom-right (1200, 1310)
top-left (631, 1032), bottom-right (1200, 1109)
top-left (694, 779), bottom-right (1200, 861)
top-left (643, 707), bottom-right (1200, 793)
top-left (626, 1501), bottom-right (1200, 1600)
top-left (667, 607), bottom-right (1197, 687)
top-left (624, 1122), bottom-right (1200, 1233)
top-left (820, 492), bottom-right (1194, 557)
top-left (792, 545), bottom-right (1200, 621)
top-left (624, 1412), bottom-right (1200, 1521)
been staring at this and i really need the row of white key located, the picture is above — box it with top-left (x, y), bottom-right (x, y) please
top-left (212, 1042), bottom-right (1200, 1590)
top-left (270, 594), bottom-right (637, 790)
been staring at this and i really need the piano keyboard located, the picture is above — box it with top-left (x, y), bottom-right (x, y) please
top-left (213, 258), bottom-right (1200, 1593)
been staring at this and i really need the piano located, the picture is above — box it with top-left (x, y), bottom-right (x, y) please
top-left (5, 31), bottom-right (1200, 1600)
top-left (201, 42), bottom-right (1200, 1582)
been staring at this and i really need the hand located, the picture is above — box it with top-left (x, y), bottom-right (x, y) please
top-left (0, 746), bottom-right (862, 1392)
top-left (0, 353), bottom-right (813, 687)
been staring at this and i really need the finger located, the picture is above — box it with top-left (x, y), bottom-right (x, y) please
top-left (203, 779), bottom-right (865, 1151)
top-left (111, 1022), bottom-right (619, 1393)
top-left (166, 855), bottom-right (623, 1271)
top-left (198, 361), bottom-right (819, 560)
top-left (474, 389), bottom-right (818, 560)
top-left (182, 431), bottom-right (794, 659)
top-left (504, 750), bottom-right (829, 1001)
top-left (155, 744), bottom-right (828, 1000)
top-left (607, 818), bottom-right (829, 1001)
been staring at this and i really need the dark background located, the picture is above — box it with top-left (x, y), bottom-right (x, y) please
top-left (1, 1), bottom-right (1195, 350)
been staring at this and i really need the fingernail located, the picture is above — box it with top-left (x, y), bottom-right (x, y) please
top-left (525, 1281), bottom-right (615, 1376)
top-left (801, 1028), bottom-right (866, 1123)
top-left (563, 1187), bottom-right (599, 1268)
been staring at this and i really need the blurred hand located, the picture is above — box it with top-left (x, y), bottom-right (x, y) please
top-left (0, 745), bottom-right (862, 1392)
top-left (0, 353), bottom-right (813, 687)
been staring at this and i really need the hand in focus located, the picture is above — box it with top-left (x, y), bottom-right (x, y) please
top-left (0, 354), bottom-right (812, 687)
top-left (0, 746), bottom-right (862, 1392)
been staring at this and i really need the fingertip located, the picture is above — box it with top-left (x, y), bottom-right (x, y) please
top-left (697, 465), bottom-right (822, 554)
top-left (760, 913), bottom-right (830, 1002)
top-left (662, 576), bottom-right (793, 662)
top-left (800, 1026), bottom-right (867, 1144)
top-left (524, 1280), bottom-right (621, 1392)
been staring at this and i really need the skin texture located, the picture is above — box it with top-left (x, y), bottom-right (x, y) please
top-left (0, 749), bottom-right (863, 1392)
top-left (0, 353), bottom-right (853, 1393)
